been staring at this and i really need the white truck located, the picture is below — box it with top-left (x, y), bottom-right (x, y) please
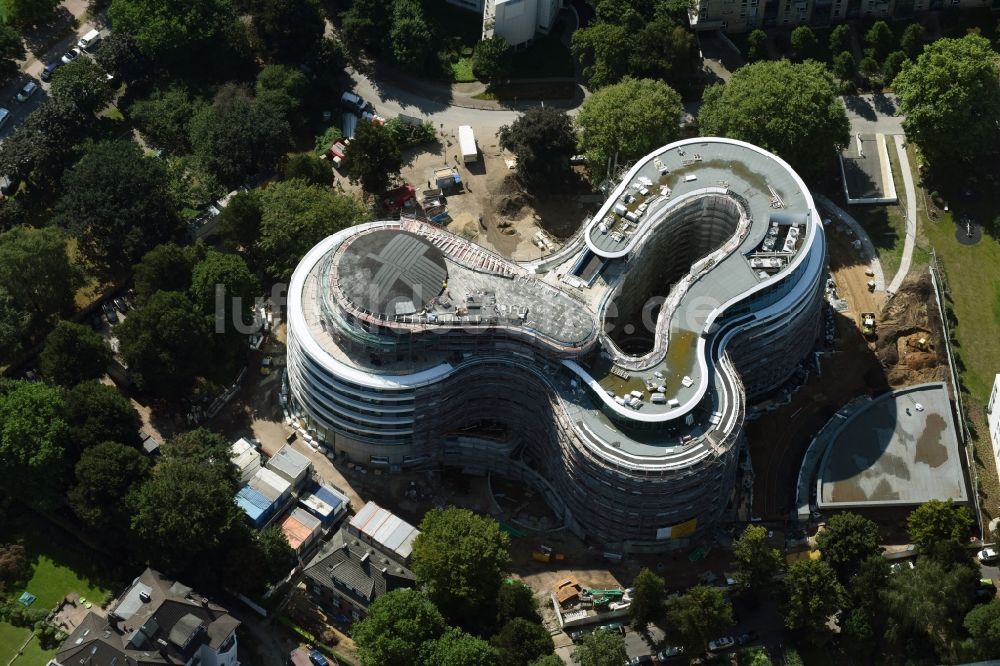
top-left (458, 125), bottom-right (478, 163)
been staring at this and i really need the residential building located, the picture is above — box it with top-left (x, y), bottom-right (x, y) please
top-left (483, 0), bottom-right (561, 47)
top-left (303, 518), bottom-right (417, 622)
top-left (285, 138), bottom-right (826, 552)
top-left (48, 569), bottom-right (239, 666)
top-left (988, 374), bottom-right (1000, 481)
top-left (447, 0), bottom-right (485, 11)
top-left (347, 502), bottom-right (420, 565)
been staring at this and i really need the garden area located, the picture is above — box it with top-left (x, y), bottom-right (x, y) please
top-left (0, 509), bottom-right (121, 664)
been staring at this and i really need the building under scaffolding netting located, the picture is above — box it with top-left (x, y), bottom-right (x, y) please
top-left (286, 137), bottom-right (828, 553)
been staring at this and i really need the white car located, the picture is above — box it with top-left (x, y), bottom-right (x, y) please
top-left (16, 80), bottom-right (37, 103)
top-left (978, 548), bottom-right (998, 563)
top-left (60, 47), bottom-right (82, 64)
top-left (708, 636), bottom-right (735, 652)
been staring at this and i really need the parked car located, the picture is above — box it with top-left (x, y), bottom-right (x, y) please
top-left (569, 630), bottom-right (585, 643)
top-left (596, 623), bottom-right (624, 635)
top-left (113, 296), bottom-right (129, 312)
top-left (657, 646), bottom-right (684, 660)
top-left (102, 301), bottom-right (119, 325)
top-left (628, 655), bottom-right (654, 666)
top-left (708, 636), bottom-right (735, 652)
top-left (78, 29), bottom-right (101, 51)
top-left (307, 648), bottom-right (328, 666)
top-left (60, 47), bottom-right (82, 64)
top-left (978, 548), bottom-right (998, 564)
top-left (40, 62), bottom-right (60, 81)
top-left (16, 80), bottom-right (38, 103)
top-left (0, 108), bottom-right (9, 130)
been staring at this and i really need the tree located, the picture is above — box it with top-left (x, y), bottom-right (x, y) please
top-left (116, 291), bottom-right (212, 400)
top-left (283, 153), bottom-right (331, 186)
top-left (629, 568), bottom-right (665, 626)
top-left (0, 24), bottom-right (26, 81)
top-left (0, 288), bottom-right (30, 363)
top-left (865, 20), bottom-right (894, 62)
top-left (189, 249), bottom-right (257, 340)
top-left (663, 585), bottom-right (733, 656)
top-left (64, 380), bottom-right (142, 452)
top-left (255, 64), bottom-right (309, 122)
top-left (223, 525), bottom-right (293, 595)
top-left (884, 557), bottom-right (978, 660)
top-left (498, 106), bottom-right (577, 186)
top-left (833, 50), bottom-right (857, 81)
top-left (257, 179), bottom-right (369, 279)
top-left (529, 657), bottom-right (565, 666)
top-left (131, 85), bottom-right (206, 153)
top-left (389, 0), bottom-right (433, 72)
top-left (39, 321), bottom-right (111, 387)
top-left (575, 77), bottom-right (682, 183)
top-left (127, 455), bottom-right (243, 574)
top-left (339, 1), bottom-right (389, 55)
top-left (163, 428), bottom-right (236, 484)
top-left (782, 559), bottom-right (845, 636)
top-left (571, 23), bottom-right (630, 89)
top-left (352, 589), bottom-right (447, 666)
top-left (963, 599), bottom-right (1000, 660)
top-left (49, 58), bottom-right (114, 115)
top-left (791, 26), bottom-right (819, 62)
top-left (68, 441), bottom-right (149, 529)
top-left (217, 190), bottom-right (262, 253)
top-left (0, 97), bottom-right (87, 188)
top-left (841, 607), bottom-right (876, 662)
top-left (847, 554), bottom-right (890, 613)
top-left (249, 0), bottom-right (324, 63)
top-left (421, 628), bottom-right (498, 666)
top-left (0, 226), bottom-right (81, 320)
top-left (497, 579), bottom-right (540, 624)
top-left (189, 85), bottom-right (290, 188)
top-left (747, 29), bottom-right (768, 62)
top-left (632, 18), bottom-right (694, 85)
top-left (411, 507), bottom-right (512, 629)
top-left (0, 380), bottom-right (70, 507)
top-left (698, 60), bottom-right (849, 180)
top-left (93, 33), bottom-right (149, 84)
top-left (907, 499), bottom-right (973, 550)
top-left (0, 543), bottom-right (28, 592)
top-left (883, 50), bottom-right (908, 83)
top-left (899, 22), bottom-right (925, 59)
top-left (345, 121), bottom-right (402, 194)
top-left (815, 512), bottom-right (881, 585)
top-left (3, 0), bottom-right (59, 26)
top-left (572, 628), bottom-right (628, 666)
top-left (829, 23), bottom-right (852, 54)
top-left (56, 140), bottom-right (179, 275)
top-left (732, 524), bottom-right (783, 598)
top-left (858, 55), bottom-right (881, 84)
top-left (133, 243), bottom-right (196, 305)
top-left (893, 35), bottom-right (1000, 164)
top-left (472, 37), bottom-right (512, 82)
top-left (108, 0), bottom-right (235, 62)
top-left (166, 154), bottom-right (224, 211)
top-left (490, 618), bottom-right (553, 666)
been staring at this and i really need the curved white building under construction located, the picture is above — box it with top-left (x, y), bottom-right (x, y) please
top-left (286, 137), bottom-right (827, 552)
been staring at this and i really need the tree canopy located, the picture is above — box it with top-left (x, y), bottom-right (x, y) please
top-left (571, 23), bottom-right (630, 89)
top-left (816, 512), bottom-right (882, 585)
top-left (899, 23), bottom-right (925, 59)
top-left (420, 628), bottom-right (498, 666)
top-left (352, 589), bottom-right (447, 666)
top-left (663, 585), bottom-right (733, 655)
top-left (629, 568), bottom-right (666, 626)
top-left (575, 77), bottom-right (682, 183)
top-left (56, 140), bottom-right (179, 276)
top-left (0, 380), bottom-right (70, 507)
top-left (131, 85), bottom-right (206, 154)
top-left (698, 59), bottom-right (849, 180)
top-left (411, 507), bottom-right (511, 630)
top-left (108, 0), bottom-right (235, 62)
top-left (223, 525), bottom-right (294, 596)
top-left (257, 178), bottom-right (369, 279)
top-left (0, 97), bottom-right (87, 188)
top-left (283, 153), bottom-right (332, 186)
top-left (572, 628), bottom-right (628, 666)
top-left (133, 242), bottom-right (197, 304)
top-left (829, 24), bottom-right (852, 54)
top-left (190, 248), bottom-right (257, 341)
top-left (906, 499), bottom-right (973, 549)
top-left (747, 29), bottom-right (767, 62)
top-left (472, 37), bottom-right (512, 82)
top-left (162, 428), bottom-right (236, 486)
top-left (0, 225), bottom-right (80, 321)
top-left (498, 107), bottom-right (577, 187)
top-left (490, 618), bottom-right (554, 666)
top-left (116, 290), bottom-right (212, 400)
top-left (865, 20), bottom-right (894, 62)
top-left (345, 121), bottom-right (402, 194)
top-left (732, 524), bottom-right (783, 597)
top-left (963, 599), bottom-right (1000, 660)
top-left (64, 380), bottom-right (142, 452)
top-left (3, 0), bottom-right (59, 26)
top-left (791, 26), bottom-right (819, 62)
top-left (389, 0), bottom-right (434, 72)
top-left (40, 321), bottom-right (111, 387)
top-left (249, 0), bottom-right (324, 63)
top-left (68, 441), bottom-right (150, 529)
top-left (783, 559), bottom-right (845, 636)
top-left (49, 58), bottom-right (115, 115)
top-left (0, 24), bottom-right (26, 81)
top-left (893, 35), bottom-right (1000, 165)
top-left (497, 579), bottom-right (540, 625)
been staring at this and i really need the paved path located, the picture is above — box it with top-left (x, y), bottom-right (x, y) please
top-left (842, 94), bottom-right (904, 135)
top-left (889, 134), bottom-right (917, 295)
top-left (814, 193), bottom-right (886, 293)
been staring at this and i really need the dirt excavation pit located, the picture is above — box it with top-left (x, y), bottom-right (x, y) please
top-left (874, 272), bottom-right (949, 387)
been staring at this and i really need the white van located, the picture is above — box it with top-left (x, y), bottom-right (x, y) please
top-left (78, 29), bottom-right (101, 51)
top-left (340, 91), bottom-right (370, 115)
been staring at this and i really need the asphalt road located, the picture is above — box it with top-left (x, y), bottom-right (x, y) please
top-left (842, 93), bottom-right (904, 135)
top-left (0, 21), bottom-right (108, 141)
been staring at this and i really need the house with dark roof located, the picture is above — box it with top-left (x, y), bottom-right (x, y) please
top-left (47, 568), bottom-right (239, 666)
top-left (303, 524), bottom-right (417, 623)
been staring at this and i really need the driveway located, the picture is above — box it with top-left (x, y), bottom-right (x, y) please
top-left (842, 94), bottom-right (904, 135)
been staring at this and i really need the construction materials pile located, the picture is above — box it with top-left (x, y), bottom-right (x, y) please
top-left (874, 272), bottom-right (948, 386)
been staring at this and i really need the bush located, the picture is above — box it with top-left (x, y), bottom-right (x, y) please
top-left (384, 118), bottom-right (436, 148)
top-left (314, 125), bottom-right (343, 155)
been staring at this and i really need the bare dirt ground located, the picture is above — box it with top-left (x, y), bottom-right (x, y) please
top-left (398, 134), bottom-right (597, 261)
top-left (872, 272), bottom-right (949, 387)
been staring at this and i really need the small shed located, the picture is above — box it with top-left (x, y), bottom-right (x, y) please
top-left (235, 486), bottom-right (272, 528)
top-left (266, 444), bottom-right (312, 489)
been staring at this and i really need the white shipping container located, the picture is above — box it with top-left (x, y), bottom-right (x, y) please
top-left (458, 125), bottom-right (478, 163)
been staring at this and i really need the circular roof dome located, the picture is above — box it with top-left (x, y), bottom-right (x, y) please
top-left (336, 230), bottom-right (447, 316)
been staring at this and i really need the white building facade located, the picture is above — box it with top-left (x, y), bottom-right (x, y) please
top-left (482, 0), bottom-right (561, 48)
top-left (988, 374), bottom-right (1000, 482)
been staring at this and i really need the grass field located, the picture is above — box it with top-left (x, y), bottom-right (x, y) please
top-left (0, 621), bottom-right (54, 665)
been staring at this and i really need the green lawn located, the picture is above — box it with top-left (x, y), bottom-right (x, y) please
top-left (450, 56), bottom-right (476, 83)
top-left (849, 202), bottom-right (906, 280)
top-left (0, 621), bottom-right (55, 665)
